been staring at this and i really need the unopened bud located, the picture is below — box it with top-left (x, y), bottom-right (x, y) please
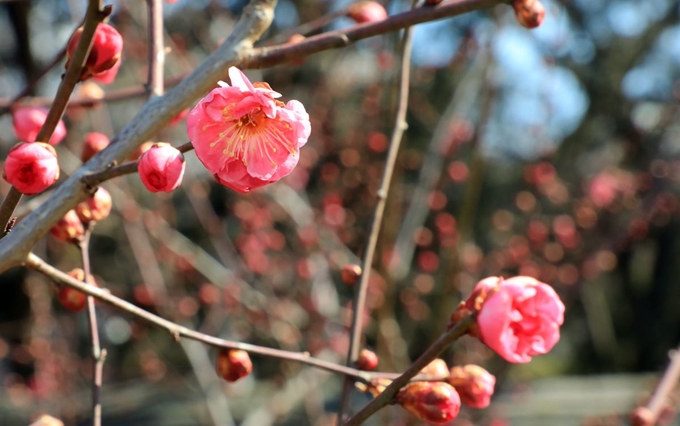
top-left (513, 0), bottom-right (545, 29)
top-left (341, 264), bottom-right (362, 285)
top-left (419, 358), bottom-right (449, 380)
top-left (3, 142), bottom-right (60, 194)
top-left (631, 407), bottom-right (653, 426)
top-left (81, 132), bottom-right (110, 162)
top-left (216, 348), bottom-right (252, 382)
top-left (397, 382), bottom-right (461, 424)
top-left (66, 23), bottom-right (123, 81)
top-left (58, 269), bottom-right (96, 312)
top-left (347, 1), bottom-right (388, 24)
top-left (448, 365), bottom-right (496, 408)
top-left (137, 143), bottom-right (186, 193)
top-left (30, 415), bottom-right (64, 426)
top-left (356, 349), bottom-right (378, 371)
top-left (76, 187), bottom-right (112, 224)
top-left (50, 210), bottom-right (85, 244)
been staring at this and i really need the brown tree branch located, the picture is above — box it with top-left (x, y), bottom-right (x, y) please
top-left (336, 12), bottom-right (416, 422)
top-left (78, 227), bottom-right (106, 426)
top-left (146, 0), bottom-right (165, 98)
top-left (25, 252), bottom-right (424, 384)
top-left (342, 314), bottom-right (475, 426)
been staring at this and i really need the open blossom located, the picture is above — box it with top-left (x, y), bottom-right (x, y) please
top-left (468, 276), bottom-right (565, 363)
top-left (66, 22), bottom-right (123, 81)
top-left (3, 142), bottom-right (60, 195)
top-left (12, 107), bottom-right (66, 145)
top-left (187, 67), bottom-right (311, 193)
top-left (137, 143), bottom-right (185, 192)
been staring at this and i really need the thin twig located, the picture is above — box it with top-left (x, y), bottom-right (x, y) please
top-left (264, 8), bottom-right (347, 46)
top-left (25, 252), bottom-right (428, 383)
top-left (343, 314), bottom-right (475, 426)
top-left (336, 16), bottom-right (416, 423)
top-left (0, 0), bottom-right (108, 239)
top-left (146, 0), bottom-right (165, 98)
top-left (0, 187), bottom-right (23, 238)
top-left (637, 346), bottom-right (680, 425)
top-left (78, 227), bottom-right (106, 426)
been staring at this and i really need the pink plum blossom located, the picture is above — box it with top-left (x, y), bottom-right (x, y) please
top-left (468, 276), bottom-right (565, 363)
top-left (186, 67), bottom-right (311, 193)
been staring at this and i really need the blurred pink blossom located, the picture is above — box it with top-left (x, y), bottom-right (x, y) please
top-left (12, 107), bottom-right (66, 145)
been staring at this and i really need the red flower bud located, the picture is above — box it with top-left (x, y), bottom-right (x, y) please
top-left (50, 210), bottom-right (85, 243)
top-left (138, 143), bottom-right (185, 193)
top-left (81, 132), bottom-right (110, 162)
top-left (12, 107), bottom-right (66, 145)
top-left (3, 142), bottom-right (60, 195)
top-left (513, 0), bottom-right (545, 29)
top-left (66, 23), bottom-right (123, 81)
top-left (76, 187), bottom-right (112, 224)
top-left (347, 1), bottom-right (388, 24)
top-left (448, 365), bottom-right (496, 408)
top-left (58, 269), bottom-right (96, 312)
top-left (397, 382), bottom-right (461, 424)
top-left (356, 349), bottom-right (378, 371)
top-left (341, 264), bottom-right (362, 285)
top-left (419, 358), bottom-right (450, 380)
top-left (92, 58), bottom-right (121, 85)
top-left (216, 349), bottom-right (252, 382)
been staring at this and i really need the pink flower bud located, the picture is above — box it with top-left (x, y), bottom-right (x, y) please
top-left (92, 58), bottom-right (121, 85)
top-left (513, 0), bottom-right (545, 29)
top-left (81, 132), bottom-right (110, 162)
top-left (3, 142), bottom-right (60, 195)
top-left (57, 268), bottom-right (96, 312)
top-left (448, 365), bottom-right (496, 408)
top-left (50, 210), bottom-right (85, 243)
top-left (356, 349), bottom-right (378, 371)
top-left (419, 358), bottom-right (450, 380)
top-left (12, 107), bottom-right (66, 145)
top-left (76, 187), bottom-right (112, 224)
top-left (137, 143), bottom-right (185, 193)
top-left (216, 349), bottom-right (252, 382)
top-left (467, 276), bottom-right (565, 363)
top-left (397, 382), bottom-right (461, 424)
top-left (187, 67), bottom-right (310, 193)
top-left (347, 1), bottom-right (388, 24)
top-left (66, 23), bottom-right (123, 81)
